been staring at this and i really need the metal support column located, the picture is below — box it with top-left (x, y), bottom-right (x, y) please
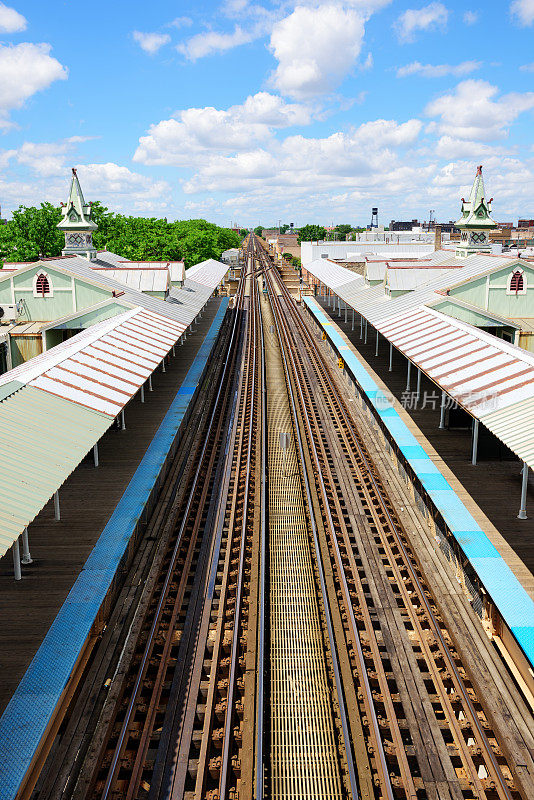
top-left (162, 359), bottom-right (166, 373)
top-left (93, 443), bottom-right (99, 467)
top-left (22, 527), bottom-right (32, 565)
top-left (389, 342), bottom-right (393, 371)
top-left (360, 316), bottom-right (363, 339)
top-left (148, 374), bottom-right (153, 391)
top-left (120, 410), bottom-right (126, 430)
top-left (352, 308), bottom-right (354, 330)
top-left (13, 539), bottom-right (21, 581)
top-left (471, 419), bottom-right (479, 465)
top-left (416, 368), bottom-right (421, 401)
top-left (364, 320), bottom-right (368, 344)
top-left (344, 303), bottom-right (347, 324)
top-left (375, 329), bottom-right (379, 356)
top-left (140, 385), bottom-right (145, 403)
top-left (172, 345), bottom-right (176, 356)
top-left (406, 359), bottom-right (411, 392)
top-left (54, 490), bottom-right (61, 521)
top-left (518, 462), bottom-right (529, 520)
top-left (439, 391), bottom-right (446, 429)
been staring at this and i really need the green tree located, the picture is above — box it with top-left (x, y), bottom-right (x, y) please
top-left (297, 224), bottom-right (326, 244)
top-left (335, 224), bottom-right (352, 240)
top-left (254, 226), bottom-right (263, 236)
top-left (0, 203), bottom-right (63, 262)
top-left (239, 229), bottom-right (248, 238)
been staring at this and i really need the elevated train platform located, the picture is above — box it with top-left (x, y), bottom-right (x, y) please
top-left (304, 296), bottom-right (534, 692)
top-left (0, 299), bottom-right (228, 800)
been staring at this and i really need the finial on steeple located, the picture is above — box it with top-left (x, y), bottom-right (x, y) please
top-left (57, 168), bottom-right (98, 261)
top-left (455, 164), bottom-right (497, 258)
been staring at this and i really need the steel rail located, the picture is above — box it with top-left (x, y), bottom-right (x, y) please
top-left (99, 273), bottom-right (249, 800)
top-left (270, 242), bottom-right (516, 800)
top-left (255, 249), bottom-right (267, 800)
top-left (262, 244), bottom-right (361, 800)
top-left (219, 258), bottom-right (261, 800)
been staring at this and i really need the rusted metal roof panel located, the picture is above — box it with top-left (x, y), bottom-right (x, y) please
top-left (0, 307), bottom-right (186, 415)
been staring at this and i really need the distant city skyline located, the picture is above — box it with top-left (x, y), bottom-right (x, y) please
top-left (0, 0), bottom-right (533, 225)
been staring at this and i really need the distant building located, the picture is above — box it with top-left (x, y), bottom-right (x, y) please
top-left (518, 219), bottom-right (534, 228)
top-left (389, 219), bottom-right (419, 231)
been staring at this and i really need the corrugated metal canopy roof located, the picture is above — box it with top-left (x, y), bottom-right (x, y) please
top-left (306, 252), bottom-right (534, 471)
top-left (185, 258), bottom-right (229, 287)
top-left (0, 387), bottom-right (110, 556)
top-left (93, 268), bottom-right (170, 293)
top-left (0, 304), bottom-right (191, 556)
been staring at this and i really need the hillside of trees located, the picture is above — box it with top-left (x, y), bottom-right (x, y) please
top-left (0, 202), bottom-right (241, 267)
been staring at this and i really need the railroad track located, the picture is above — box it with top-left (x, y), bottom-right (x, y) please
top-left (256, 234), bottom-right (534, 800)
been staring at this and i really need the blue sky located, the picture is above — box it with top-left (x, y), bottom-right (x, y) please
top-left (0, 0), bottom-right (533, 226)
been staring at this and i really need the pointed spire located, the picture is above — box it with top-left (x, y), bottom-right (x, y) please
top-left (57, 168), bottom-right (97, 260)
top-left (454, 165), bottom-right (497, 258)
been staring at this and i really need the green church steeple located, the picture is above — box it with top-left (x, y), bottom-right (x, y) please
top-left (455, 165), bottom-right (498, 257)
top-left (57, 168), bottom-right (97, 260)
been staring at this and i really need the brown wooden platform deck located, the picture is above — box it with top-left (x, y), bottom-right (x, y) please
top-left (316, 297), bottom-right (534, 579)
top-left (0, 299), bottom-right (223, 715)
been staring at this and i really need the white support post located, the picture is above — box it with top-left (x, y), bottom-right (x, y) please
top-left (375, 329), bottom-right (379, 356)
top-left (471, 418), bottom-right (479, 465)
top-left (364, 320), bottom-right (368, 344)
top-left (352, 308), bottom-right (354, 330)
top-left (360, 316), bottom-right (363, 339)
top-left (140, 385), bottom-right (145, 403)
top-left (338, 296), bottom-right (341, 318)
top-left (93, 443), bottom-right (99, 468)
top-left (172, 345), bottom-right (176, 356)
top-left (518, 462), bottom-right (529, 520)
top-left (162, 359), bottom-right (166, 373)
top-left (389, 342), bottom-right (393, 371)
top-left (13, 538), bottom-right (21, 581)
top-left (406, 359), bottom-right (411, 392)
top-left (54, 490), bottom-right (61, 521)
top-left (344, 303), bottom-right (347, 324)
top-left (439, 391), bottom-right (446, 429)
top-left (416, 368), bottom-right (421, 402)
top-left (148, 374), bottom-right (153, 391)
top-left (120, 409), bottom-right (126, 430)
top-left (22, 527), bottom-right (32, 565)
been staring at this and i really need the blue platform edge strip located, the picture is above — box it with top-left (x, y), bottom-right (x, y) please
top-left (304, 297), bottom-right (534, 667)
top-left (0, 299), bottom-right (229, 799)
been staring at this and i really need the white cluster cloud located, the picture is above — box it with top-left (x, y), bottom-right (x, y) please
top-left (1, 136), bottom-right (89, 176)
top-left (394, 2), bottom-right (449, 42)
top-left (269, 5), bottom-right (367, 99)
top-left (397, 60), bottom-right (481, 78)
top-left (133, 92), bottom-right (314, 166)
top-left (179, 118), bottom-right (422, 195)
top-left (0, 1), bottom-right (25, 32)
top-left (425, 79), bottom-right (534, 141)
top-left (511, 0), bottom-right (534, 25)
top-left (177, 25), bottom-right (257, 60)
top-left (133, 31), bottom-right (171, 54)
top-left (0, 43), bottom-right (67, 128)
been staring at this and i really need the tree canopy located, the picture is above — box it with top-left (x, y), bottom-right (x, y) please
top-left (297, 224), bottom-right (326, 244)
top-left (254, 225), bottom-right (263, 236)
top-left (0, 202), bottom-right (241, 268)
